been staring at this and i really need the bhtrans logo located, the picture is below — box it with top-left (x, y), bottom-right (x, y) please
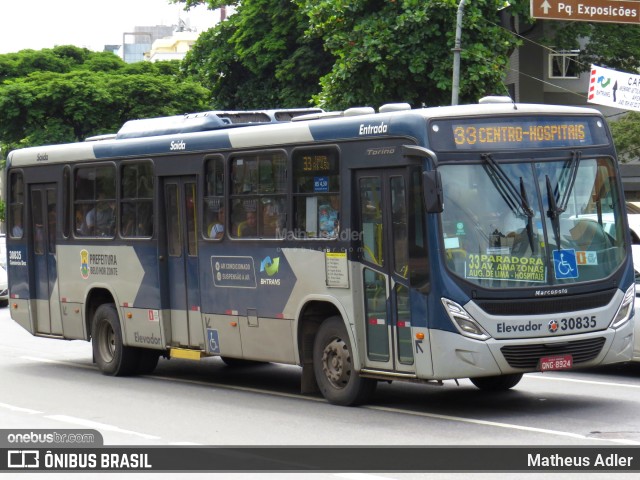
top-left (260, 256), bottom-right (281, 285)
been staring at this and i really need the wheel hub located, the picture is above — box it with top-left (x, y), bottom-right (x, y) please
top-left (98, 322), bottom-right (115, 362)
top-left (322, 338), bottom-right (352, 388)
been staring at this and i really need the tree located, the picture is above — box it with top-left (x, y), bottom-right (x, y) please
top-left (0, 48), bottom-right (210, 153)
top-left (296, 0), bottom-right (519, 110)
top-left (609, 112), bottom-right (640, 163)
top-left (177, 0), bottom-right (334, 109)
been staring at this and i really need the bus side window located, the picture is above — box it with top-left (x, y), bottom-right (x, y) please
top-left (292, 148), bottom-right (340, 238)
top-left (230, 152), bottom-right (286, 239)
top-left (204, 156), bottom-right (225, 240)
top-left (9, 172), bottom-right (25, 239)
top-left (74, 165), bottom-right (116, 238)
top-left (121, 162), bottom-right (154, 238)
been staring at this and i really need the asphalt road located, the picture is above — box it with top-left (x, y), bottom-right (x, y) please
top-left (1, 306), bottom-right (640, 480)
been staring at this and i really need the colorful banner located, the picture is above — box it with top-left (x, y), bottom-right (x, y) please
top-left (588, 64), bottom-right (640, 112)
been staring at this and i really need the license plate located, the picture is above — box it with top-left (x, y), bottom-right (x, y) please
top-left (539, 354), bottom-right (573, 371)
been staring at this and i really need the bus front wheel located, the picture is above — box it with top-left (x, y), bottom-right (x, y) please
top-left (92, 303), bottom-right (139, 376)
top-left (470, 373), bottom-right (523, 391)
top-left (313, 316), bottom-right (376, 406)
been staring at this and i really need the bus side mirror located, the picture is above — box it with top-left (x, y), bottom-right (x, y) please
top-left (423, 171), bottom-right (443, 213)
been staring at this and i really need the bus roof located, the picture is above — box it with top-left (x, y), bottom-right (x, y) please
top-left (7, 102), bottom-right (604, 168)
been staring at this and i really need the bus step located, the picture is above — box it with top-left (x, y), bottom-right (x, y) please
top-left (169, 348), bottom-right (205, 360)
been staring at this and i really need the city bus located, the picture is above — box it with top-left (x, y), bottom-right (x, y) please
top-left (4, 99), bottom-right (635, 406)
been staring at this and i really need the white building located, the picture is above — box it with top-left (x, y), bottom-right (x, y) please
top-left (145, 30), bottom-right (199, 62)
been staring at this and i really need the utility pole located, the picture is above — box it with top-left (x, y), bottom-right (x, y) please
top-left (451, 0), bottom-right (466, 106)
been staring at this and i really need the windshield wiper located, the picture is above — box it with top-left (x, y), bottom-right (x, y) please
top-left (481, 153), bottom-right (534, 219)
top-left (520, 177), bottom-right (536, 252)
top-left (556, 151), bottom-right (582, 216)
top-left (546, 151), bottom-right (582, 247)
top-left (546, 175), bottom-right (561, 248)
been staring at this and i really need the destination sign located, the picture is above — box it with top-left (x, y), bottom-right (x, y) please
top-left (429, 116), bottom-right (609, 151)
top-left (302, 154), bottom-right (331, 172)
top-left (294, 148), bottom-right (338, 174)
top-left (531, 0), bottom-right (640, 24)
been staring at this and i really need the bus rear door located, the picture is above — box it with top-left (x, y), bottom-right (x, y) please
top-left (355, 168), bottom-right (418, 374)
top-left (29, 183), bottom-right (63, 335)
top-left (162, 176), bottom-right (204, 349)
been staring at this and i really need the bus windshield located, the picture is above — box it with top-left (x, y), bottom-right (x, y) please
top-left (440, 156), bottom-right (626, 288)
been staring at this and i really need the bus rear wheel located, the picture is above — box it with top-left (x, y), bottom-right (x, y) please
top-left (92, 303), bottom-right (139, 376)
top-left (136, 349), bottom-right (160, 375)
top-left (470, 373), bottom-right (523, 391)
top-left (313, 316), bottom-right (376, 406)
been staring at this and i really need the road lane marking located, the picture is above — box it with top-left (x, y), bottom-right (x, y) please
top-left (525, 374), bottom-right (640, 389)
top-left (45, 415), bottom-right (161, 440)
top-left (147, 374), bottom-right (640, 445)
top-left (0, 402), bottom-right (42, 415)
top-left (16, 355), bottom-right (640, 445)
top-left (365, 405), bottom-right (640, 445)
top-left (21, 355), bottom-right (95, 370)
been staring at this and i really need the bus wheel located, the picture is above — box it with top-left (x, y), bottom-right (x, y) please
top-left (313, 316), bottom-right (376, 406)
top-left (92, 303), bottom-right (139, 376)
top-left (470, 373), bottom-right (523, 391)
top-left (136, 349), bottom-right (160, 375)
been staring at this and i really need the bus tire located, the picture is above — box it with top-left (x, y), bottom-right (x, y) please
top-left (313, 316), bottom-right (376, 406)
top-left (470, 373), bottom-right (523, 391)
top-left (136, 349), bottom-right (160, 375)
top-left (91, 303), bottom-right (139, 376)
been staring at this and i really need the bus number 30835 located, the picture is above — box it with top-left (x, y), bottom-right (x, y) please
top-left (559, 316), bottom-right (597, 331)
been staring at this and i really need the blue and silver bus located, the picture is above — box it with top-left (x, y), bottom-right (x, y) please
top-left (4, 100), bottom-right (635, 405)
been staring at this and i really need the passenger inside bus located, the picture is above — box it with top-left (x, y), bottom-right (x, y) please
top-left (319, 196), bottom-right (339, 237)
top-left (261, 197), bottom-right (285, 237)
top-left (75, 206), bottom-right (90, 236)
top-left (11, 214), bottom-right (23, 238)
top-left (237, 210), bottom-right (257, 237)
top-left (208, 206), bottom-right (225, 239)
top-left (85, 194), bottom-right (116, 236)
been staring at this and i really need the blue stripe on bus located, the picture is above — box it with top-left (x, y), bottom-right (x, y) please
top-left (92, 134), bottom-right (233, 159)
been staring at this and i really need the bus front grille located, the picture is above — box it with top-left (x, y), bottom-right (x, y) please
top-left (500, 337), bottom-right (607, 369)
top-left (476, 289), bottom-right (616, 316)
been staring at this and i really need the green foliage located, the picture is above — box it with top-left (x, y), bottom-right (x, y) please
top-left (181, 0), bottom-right (332, 109)
top-left (170, 0), bottom-right (238, 10)
top-left (610, 112), bottom-right (640, 163)
top-left (295, 0), bottom-right (519, 109)
top-left (0, 47), bottom-right (210, 153)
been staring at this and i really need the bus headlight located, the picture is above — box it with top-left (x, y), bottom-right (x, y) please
top-left (609, 284), bottom-right (635, 329)
top-left (441, 298), bottom-right (490, 340)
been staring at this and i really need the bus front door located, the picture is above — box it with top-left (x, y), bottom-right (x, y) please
top-left (355, 168), bottom-right (418, 375)
top-left (162, 176), bottom-right (204, 349)
top-left (29, 183), bottom-right (62, 335)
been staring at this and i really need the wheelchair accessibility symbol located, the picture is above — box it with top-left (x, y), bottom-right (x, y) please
top-left (207, 328), bottom-right (220, 354)
top-left (553, 249), bottom-right (578, 280)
